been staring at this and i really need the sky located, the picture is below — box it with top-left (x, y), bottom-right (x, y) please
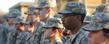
top-left (0, 0), bottom-right (35, 12)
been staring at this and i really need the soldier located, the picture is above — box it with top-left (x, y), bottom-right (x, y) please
top-left (6, 15), bottom-right (17, 44)
top-left (83, 12), bottom-right (109, 44)
top-left (24, 21), bottom-right (39, 44)
top-left (6, 16), bottom-right (16, 32)
top-left (6, 16), bottom-right (28, 44)
top-left (58, 2), bottom-right (88, 44)
top-left (42, 18), bottom-right (64, 44)
top-left (25, 6), bottom-right (42, 44)
top-left (101, 4), bottom-right (109, 44)
top-left (26, 5), bottom-right (42, 33)
top-left (17, 16), bottom-right (38, 44)
top-left (26, 11), bottom-right (34, 23)
top-left (34, 2), bottom-right (53, 44)
top-left (9, 9), bottom-right (21, 18)
top-left (33, 8), bottom-right (40, 23)
top-left (83, 15), bottom-right (93, 26)
top-left (83, 4), bottom-right (109, 44)
top-left (39, 1), bottom-right (54, 24)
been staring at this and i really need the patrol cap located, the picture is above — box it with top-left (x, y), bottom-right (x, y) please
top-left (43, 18), bottom-right (64, 29)
top-left (47, 18), bottom-right (62, 25)
top-left (9, 9), bottom-right (21, 17)
top-left (59, 2), bottom-right (86, 14)
top-left (25, 11), bottom-right (33, 15)
top-left (25, 6), bottom-right (41, 15)
top-left (83, 12), bottom-right (109, 32)
top-left (93, 12), bottom-right (109, 23)
top-left (83, 22), bottom-right (109, 32)
top-left (24, 6), bottom-right (34, 15)
top-left (4, 15), bottom-right (14, 21)
top-left (25, 5), bottom-right (40, 15)
top-left (43, 23), bottom-right (64, 29)
top-left (59, 2), bottom-right (86, 22)
top-left (54, 13), bottom-right (63, 18)
top-left (7, 15), bottom-right (16, 18)
top-left (28, 5), bottom-right (35, 10)
top-left (96, 4), bottom-right (107, 12)
top-left (6, 14), bottom-right (16, 21)
top-left (83, 15), bottom-right (93, 24)
top-left (16, 16), bottom-right (26, 23)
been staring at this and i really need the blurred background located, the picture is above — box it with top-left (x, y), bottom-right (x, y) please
top-left (0, 0), bottom-right (109, 17)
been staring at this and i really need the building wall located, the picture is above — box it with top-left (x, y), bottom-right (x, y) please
top-left (106, 0), bottom-right (109, 13)
top-left (85, 0), bottom-right (109, 15)
top-left (85, 0), bottom-right (102, 16)
top-left (9, 2), bottom-right (34, 18)
top-left (56, 0), bottom-right (79, 11)
top-left (20, 6), bottom-right (28, 19)
top-left (56, 0), bottom-right (67, 10)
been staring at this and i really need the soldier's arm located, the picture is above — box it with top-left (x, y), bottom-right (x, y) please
top-left (79, 36), bottom-right (88, 44)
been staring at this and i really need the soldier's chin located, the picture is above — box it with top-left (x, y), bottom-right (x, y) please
top-left (64, 23), bottom-right (81, 34)
top-left (17, 28), bottom-right (25, 32)
top-left (28, 29), bottom-right (34, 33)
top-left (63, 32), bottom-right (71, 36)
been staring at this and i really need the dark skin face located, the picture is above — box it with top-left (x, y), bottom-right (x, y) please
top-left (62, 14), bottom-right (82, 34)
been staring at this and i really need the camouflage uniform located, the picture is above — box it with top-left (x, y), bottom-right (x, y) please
top-left (6, 26), bottom-right (17, 44)
top-left (63, 28), bottom-right (88, 44)
top-left (25, 22), bottom-right (44, 44)
top-left (34, 21), bottom-right (46, 44)
top-left (16, 16), bottom-right (31, 44)
top-left (9, 9), bottom-right (21, 18)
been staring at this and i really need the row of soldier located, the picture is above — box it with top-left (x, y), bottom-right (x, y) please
top-left (0, 1), bottom-right (109, 44)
